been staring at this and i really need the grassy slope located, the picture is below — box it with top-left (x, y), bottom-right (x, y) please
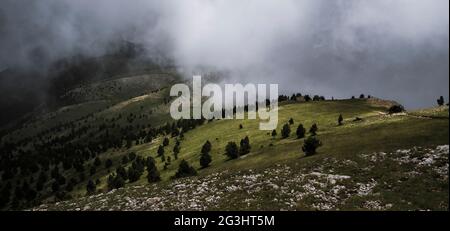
top-left (35, 100), bottom-right (449, 211)
top-left (61, 72), bottom-right (179, 103)
top-left (128, 99), bottom-right (448, 182)
top-left (2, 73), bottom-right (178, 143)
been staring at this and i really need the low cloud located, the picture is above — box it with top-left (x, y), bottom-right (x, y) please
top-left (0, 0), bottom-right (448, 108)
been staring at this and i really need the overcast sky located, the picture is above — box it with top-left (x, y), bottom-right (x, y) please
top-left (0, 0), bottom-right (448, 108)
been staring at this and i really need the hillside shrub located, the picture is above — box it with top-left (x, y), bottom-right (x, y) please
top-left (174, 160), bottom-right (197, 178)
top-left (302, 136), bottom-right (322, 156)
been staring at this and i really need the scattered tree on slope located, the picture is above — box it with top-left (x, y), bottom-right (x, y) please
top-left (302, 136), bottom-right (322, 156)
top-left (174, 160), bottom-right (197, 179)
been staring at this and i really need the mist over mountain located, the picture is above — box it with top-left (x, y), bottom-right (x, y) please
top-left (0, 0), bottom-right (448, 115)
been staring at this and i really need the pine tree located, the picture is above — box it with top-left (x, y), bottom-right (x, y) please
top-left (388, 105), bottom-right (405, 114)
top-left (296, 124), bottom-right (306, 139)
top-left (163, 137), bottom-right (170, 146)
top-left (146, 159), bottom-right (161, 183)
top-left (338, 114), bottom-right (343, 126)
top-left (199, 140), bottom-right (213, 168)
top-left (304, 95), bottom-right (311, 102)
top-left (107, 174), bottom-right (125, 190)
top-left (239, 136), bottom-right (251, 155)
top-left (201, 140), bottom-right (212, 155)
top-left (289, 118), bottom-right (294, 125)
top-left (86, 179), bottom-right (96, 195)
top-left (309, 123), bottom-right (318, 136)
top-left (200, 152), bottom-right (212, 168)
top-left (157, 145), bottom-right (165, 157)
top-left (128, 157), bottom-right (145, 183)
top-left (291, 94), bottom-right (297, 101)
top-left (174, 160), bottom-right (197, 178)
top-left (437, 96), bottom-right (445, 106)
top-left (225, 142), bottom-right (239, 159)
top-left (313, 95), bottom-right (320, 101)
top-left (281, 123), bottom-right (291, 138)
top-left (116, 166), bottom-right (128, 180)
top-left (173, 144), bottom-right (180, 160)
top-left (302, 136), bottom-right (322, 156)
top-left (146, 156), bottom-right (156, 169)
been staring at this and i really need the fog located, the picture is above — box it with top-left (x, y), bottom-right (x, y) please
top-left (1, 0), bottom-right (448, 108)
